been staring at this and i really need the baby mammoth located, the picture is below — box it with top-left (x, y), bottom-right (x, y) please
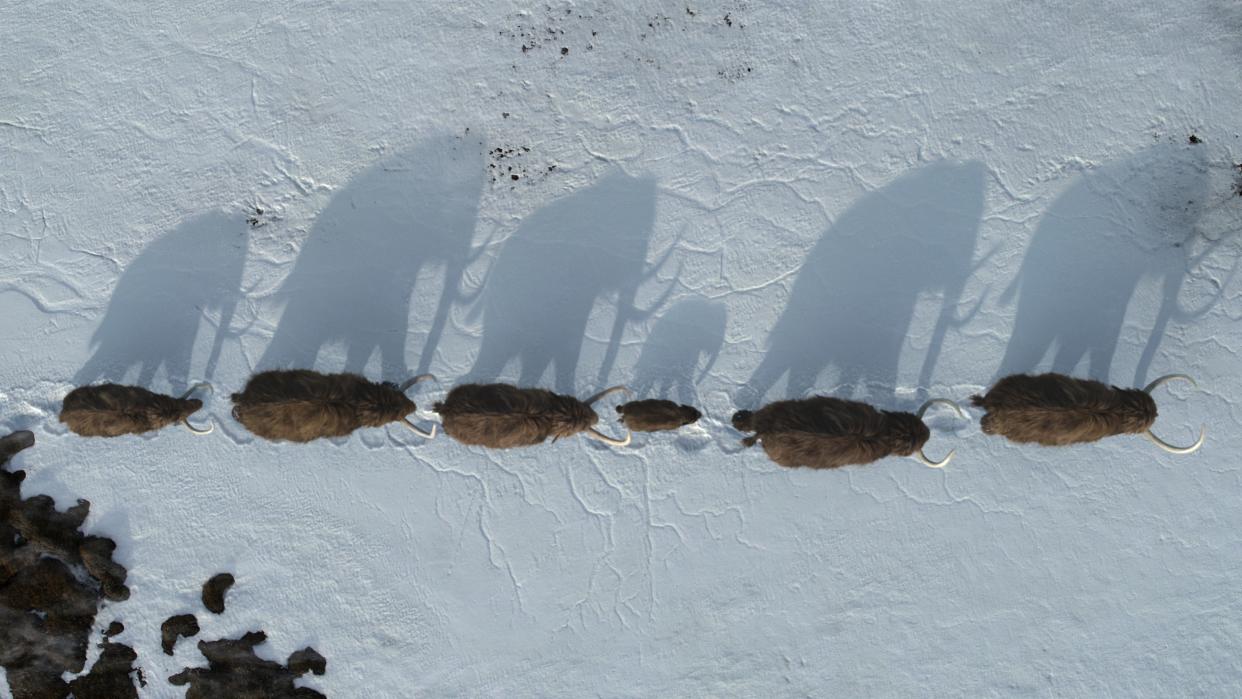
top-left (60, 383), bottom-right (213, 437)
top-left (970, 372), bottom-right (1205, 453)
top-left (732, 396), bottom-right (962, 469)
top-left (616, 399), bottom-right (701, 432)
top-left (231, 370), bottom-right (436, 443)
top-left (434, 383), bottom-right (631, 449)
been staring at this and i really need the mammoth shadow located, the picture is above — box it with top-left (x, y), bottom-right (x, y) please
top-left (630, 297), bottom-right (726, 405)
top-left (996, 142), bottom-right (1227, 386)
top-left (466, 170), bottom-right (672, 393)
top-left (740, 161), bottom-right (988, 408)
top-left (258, 136), bottom-right (485, 381)
top-left (74, 211), bottom-right (247, 392)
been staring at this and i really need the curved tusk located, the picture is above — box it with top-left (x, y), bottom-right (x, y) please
top-left (1142, 373), bottom-right (1196, 394)
top-left (178, 382), bottom-right (213, 401)
top-left (1145, 427), bottom-right (1206, 455)
top-left (399, 374), bottom-right (437, 392)
top-left (585, 386), bottom-right (631, 405)
top-left (179, 382), bottom-right (214, 435)
top-left (1141, 374), bottom-right (1206, 455)
top-left (183, 416), bottom-right (214, 435)
top-left (915, 447), bottom-right (954, 469)
top-left (914, 398), bottom-right (964, 469)
top-left (586, 427), bottom-right (631, 447)
top-left (403, 418), bottom-right (437, 440)
top-left (916, 398), bottom-right (965, 420)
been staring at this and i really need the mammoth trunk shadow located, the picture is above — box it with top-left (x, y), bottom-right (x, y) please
top-left (258, 136), bottom-right (486, 380)
top-left (465, 170), bottom-right (671, 393)
top-left (741, 161), bottom-right (988, 408)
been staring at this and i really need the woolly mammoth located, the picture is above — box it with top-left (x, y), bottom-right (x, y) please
top-left (434, 383), bottom-right (630, 448)
top-left (971, 372), bottom-right (1205, 453)
top-left (733, 396), bottom-right (963, 469)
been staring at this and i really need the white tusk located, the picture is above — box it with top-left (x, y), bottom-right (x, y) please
top-left (585, 386), bottom-right (631, 405)
top-left (914, 398), bottom-right (964, 468)
top-left (1141, 374), bottom-right (1206, 455)
top-left (914, 447), bottom-right (954, 469)
top-left (1142, 373), bottom-right (1196, 394)
top-left (916, 398), bottom-right (965, 420)
top-left (183, 416), bottom-right (214, 435)
top-left (178, 382), bottom-right (213, 400)
top-left (403, 418), bottom-right (437, 440)
top-left (586, 427), bottom-right (631, 447)
top-left (179, 382), bottom-right (214, 435)
top-left (1145, 427), bottom-right (1205, 455)
top-left (399, 374), bottom-right (437, 392)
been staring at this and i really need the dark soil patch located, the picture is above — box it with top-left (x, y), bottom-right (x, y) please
top-left (162, 613), bottom-right (200, 655)
top-left (0, 430), bottom-right (138, 698)
top-left (202, 572), bottom-right (235, 614)
top-left (170, 631), bottom-right (326, 698)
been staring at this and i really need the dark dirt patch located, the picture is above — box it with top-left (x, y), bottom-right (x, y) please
top-left (0, 430), bottom-right (138, 698)
top-left (170, 631), bottom-right (326, 698)
top-left (1187, 134), bottom-right (1201, 144)
top-left (287, 647), bottom-right (327, 676)
top-left (202, 572), bottom-right (235, 614)
top-left (68, 629), bottom-right (144, 699)
top-left (162, 613), bottom-right (200, 655)
top-left (488, 145), bottom-right (539, 185)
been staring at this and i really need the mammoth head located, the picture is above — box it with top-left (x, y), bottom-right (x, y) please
top-left (731, 410), bottom-right (755, 433)
top-left (882, 411), bottom-right (932, 457)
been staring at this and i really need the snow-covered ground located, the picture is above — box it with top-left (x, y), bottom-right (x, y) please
top-left (2, 1), bottom-right (1240, 695)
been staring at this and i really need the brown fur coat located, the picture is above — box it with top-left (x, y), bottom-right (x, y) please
top-left (231, 370), bottom-right (416, 443)
top-left (732, 396), bottom-right (930, 469)
top-left (59, 384), bottom-right (203, 438)
top-left (970, 373), bottom-right (1157, 446)
top-left (616, 400), bottom-right (701, 432)
top-left (434, 383), bottom-right (599, 449)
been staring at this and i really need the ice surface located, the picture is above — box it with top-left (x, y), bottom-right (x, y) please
top-left (2, 0), bottom-right (1240, 695)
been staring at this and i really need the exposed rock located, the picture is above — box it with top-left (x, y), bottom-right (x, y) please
top-left (287, 647), bottom-right (327, 677)
top-left (201, 572), bottom-right (235, 614)
top-left (161, 613), bottom-right (200, 655)
top-left (0, 430), bottom-right (135, 698)
top-left (170, 631), bottom-right (327, 698)
top-left (67, 633), bottom-right (142, 699)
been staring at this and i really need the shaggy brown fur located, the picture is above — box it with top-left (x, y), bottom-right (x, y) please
top-left (59, 384), bottom-right (203, 437)
top-left (732, 397), bottom-right (931, 469)
top-left (434, 383), bottom-right (602, 448)
top-left (231, 370), bottom-right (418, 443)
top-left (616, 400), bottom-right (701, 432)
top-left (970, 372), bottom-right (1157, 446)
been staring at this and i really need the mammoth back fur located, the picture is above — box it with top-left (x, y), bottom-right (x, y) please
top-left (231, 370), bottom-right (417, 443)
top-left (971, 373), bottom-right (1156, 446)
top-left (60, 384), bottom-right (204, 438)
top-left (616, 399), bottom-right (701, 432)
top-left (434, 383), bottom-right (600, 449)
top-left (732, 396), bottom-right (931, 469)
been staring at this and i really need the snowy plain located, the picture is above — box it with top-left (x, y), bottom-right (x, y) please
top-left (2, 0), bottom-right (1241, 696)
